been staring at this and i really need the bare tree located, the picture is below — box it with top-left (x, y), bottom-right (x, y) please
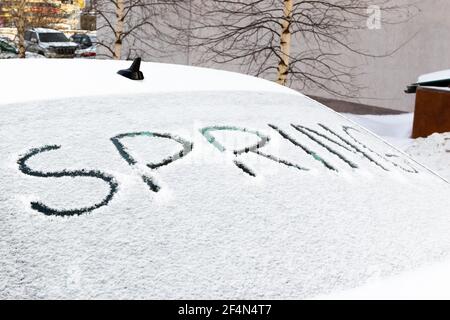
top-left (182, 0), bottom-right (415, 97)
top-left (277, 0), bottom-right (293, 86)
top-left (93, 0), bottom-right (185, 60)
top-left (9, 0), bottom-right (27, 58)
top-left (0, 3), bottom-right (4, 27)
top-left (8, 0), bottom-right (68, 58)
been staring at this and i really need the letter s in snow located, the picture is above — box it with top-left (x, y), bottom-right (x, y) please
top-left (17, 145), bottom-right (118, 216)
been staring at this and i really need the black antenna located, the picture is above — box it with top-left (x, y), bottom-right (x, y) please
top-left (117, 57), bottom-right (144, 80)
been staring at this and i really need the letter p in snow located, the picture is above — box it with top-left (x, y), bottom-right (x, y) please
top-left (111, 132), bottom-right (193, 192)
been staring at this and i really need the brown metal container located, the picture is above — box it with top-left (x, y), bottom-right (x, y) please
top-left (412, 86), bottom-right (450, 138)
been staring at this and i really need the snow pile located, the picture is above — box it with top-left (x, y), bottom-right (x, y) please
top-left (0, 52), bottom-right (44, 59)
top-left (0, 53), bottom-right (16, 59)
top-left (346, 113), bottom-right (450, 181)
top-left (319, 257), bottom-right (450, 300)
top-left (1, 60), bottom-right (450, 299)
top-left (405, 133), bottom-right (450, 181)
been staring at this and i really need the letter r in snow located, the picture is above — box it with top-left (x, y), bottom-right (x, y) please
top-left (200, 125), bottom-right (308, 177)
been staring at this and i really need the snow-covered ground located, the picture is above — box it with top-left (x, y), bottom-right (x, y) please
top-left (406, 133), bottom-right (450, 180)
top-left (0, 52), bottom-right (45, 59)
top-left (1, 60), bottom-right (450, 299)
top-left (343, 113), bottom-right (414, 149)
top-left (346, 113), bottom-right (450, 181)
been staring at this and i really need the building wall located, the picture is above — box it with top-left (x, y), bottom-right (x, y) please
top-left (321, 0), bottom-right (450, 112)
top-left (98, 1), bottom-right (450, 112)
top-left (0, 0), bottom-right (82, 29)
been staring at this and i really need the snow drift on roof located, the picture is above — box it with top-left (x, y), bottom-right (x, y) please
top-left (0, 59), bottom-right (299, 106)
top-left (418, 69), bottom-right (450, 83)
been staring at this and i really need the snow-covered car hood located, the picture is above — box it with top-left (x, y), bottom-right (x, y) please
top-left (1, 60), bottom-right (450, 299)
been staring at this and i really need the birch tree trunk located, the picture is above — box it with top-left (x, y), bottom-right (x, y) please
top-left (276, 0), bottom-right (293, 86)
top-left (16, 0), bottom-right (27, 58)
top-left (114, 0), bottom-right (125, 60)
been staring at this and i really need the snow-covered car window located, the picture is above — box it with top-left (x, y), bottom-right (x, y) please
top-left (1, 89), bottom-right (449, 299)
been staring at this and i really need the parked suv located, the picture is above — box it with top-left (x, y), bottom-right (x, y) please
top-left (71, 33), bottom-right (97, 58)
top-left (70, 33), bottom-right (93, 49)
top-left (24, 28), bottom-right (78, 58)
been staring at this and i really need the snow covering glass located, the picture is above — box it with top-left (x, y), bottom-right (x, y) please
top-left (1, 60), bottom-right (450, 299)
